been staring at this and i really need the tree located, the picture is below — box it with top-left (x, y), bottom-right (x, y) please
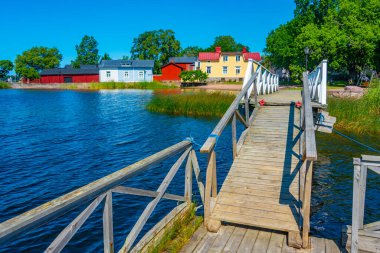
top-left (122, 55), bottom-right (130, 60)
top-left (180, 46), bottom-right (203, 57)
top-left (206, 35), bottom-right (249, 52)
top-left (130, 29), bottom-right (181, 74)
top-left (101, 53), bottom-right (112, 61)
top-left (15, 47), bottom-right (62, 80)
top-left (72, 35), bottom-right (100, 67)
top-left (0, 60), bottom-right (14, 79)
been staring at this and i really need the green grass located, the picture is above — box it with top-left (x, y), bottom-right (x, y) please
top-left (146, 91), bottom-right (236, 117)
top-left (147, 204), bottom-right (203, 253)
top-left (328, 79), bottom-right (380, 135)
top-left (0, 81), bottom-right (11, 89)
top-left (89, 81), bottom-right (176, 90)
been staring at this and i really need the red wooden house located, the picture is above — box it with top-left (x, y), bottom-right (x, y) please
top-left (154, 57), bottom-right (197, 81)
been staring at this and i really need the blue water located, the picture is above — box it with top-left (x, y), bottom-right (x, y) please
top-left (0, 89), bottom-right (379, 252)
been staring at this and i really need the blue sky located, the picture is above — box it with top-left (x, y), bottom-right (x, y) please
top-left (1, 0), bottom-right (295, 66)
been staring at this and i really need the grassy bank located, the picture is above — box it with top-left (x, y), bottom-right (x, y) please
top-left (147, 204), bottom-right (203, 253)
top-left (89, 81), bottom-right (175, 90)
top-left (328, 79), bottom-right (380, 135)
top-left (0, 81), bottom-right (11, 89)
top-left (147, 91), bottom-right (236, 117)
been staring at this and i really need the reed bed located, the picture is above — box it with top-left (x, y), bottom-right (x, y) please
top-left (0, 81), bottom-right (11, 89)
top-left (328, 79), bottom-right (380, 135)
top-left (146, 91), bottom-right (236, 118)
top-left (89, 81), bottom-right (175, 90)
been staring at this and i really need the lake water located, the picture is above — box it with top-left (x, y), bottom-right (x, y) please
top-left (0, 89), bottom-right (379, 252)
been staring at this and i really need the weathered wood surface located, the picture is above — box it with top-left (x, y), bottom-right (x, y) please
top-left (211, 105), bottom-right (302, 234)
top-left (181, 225), bottom-right (343, 253)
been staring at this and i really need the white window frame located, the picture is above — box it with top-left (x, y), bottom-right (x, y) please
top-left (138, 71), bottom-right (144, 79)
top-left (206, 66), bottom-right (211, 74)
top-left (223, 66), bottom-right (228, 74)
top-left (223, 55), bottom-right (228, 62)
top-left (236, 66), bottom-right (241, 75)
top-left (236, 55), bottom-right (241, 62)
top-left (106, 71), bottom-right (111, 78)
top-left (124, 71), bottom-right (129, 78)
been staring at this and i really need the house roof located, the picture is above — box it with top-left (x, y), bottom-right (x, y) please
top-left (99, 60), bottom-right (154, 68)
top-left (161, 62), bottom-right (184, 70)
top-left (168, 56), bottom-right (197, 64)
top-left (198, 52), bottom-right (220, 61)
top-left (243, 52), bottom-right (261, 61)
top-left (40, 65), bottom-right (99, 76)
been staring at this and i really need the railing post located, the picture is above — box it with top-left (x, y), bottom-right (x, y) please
top-left (204, 149), bottom-right (216, 223)
top-left (320, 60), bottom-right (327, 105)
top-left (351, 158), bottom-right (361, 253)
top-left (232, 112), bottom-right (237, 159)
top-left (185, 152), bottom-right (193, 203)
top-left (302, 160), bottom-right (313, 248)
top-left (103, 191), bottom-right (114, 253)
top-left (254, 77), bottom-right (258, 107)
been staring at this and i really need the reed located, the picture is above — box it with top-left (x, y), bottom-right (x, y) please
top-left (146, 91), bottom-right (236, 117)
top-left (328, 79), bottom-right (380, 135)
top-left (89, 81), bottom-right (175, 90)
top-left (0, 81), bottom-right (11, 89)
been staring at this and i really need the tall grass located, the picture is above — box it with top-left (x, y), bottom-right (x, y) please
top-left (328, 79), bottom-right (380, 135)
top-left (89, 81), bottom-right (175, 90)
top-left (0, 81), bottom-right (11, 89)
top-left (146, 91), bottom-right (236, 117)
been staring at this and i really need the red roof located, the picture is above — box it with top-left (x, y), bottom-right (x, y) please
top-left (243, 52), bottom-right (261, 61)
top-left (198, 52), bottom-right (220, 61)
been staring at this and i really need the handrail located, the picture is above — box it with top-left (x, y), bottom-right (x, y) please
top-left (351, 155), bottom-right (380, 253)
top-left (0, 140), bottom-right (206, 252)
top-left (307, 59), bottom-right (327, 105)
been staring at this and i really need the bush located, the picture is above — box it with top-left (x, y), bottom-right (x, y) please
top-left (179, 70), bottom-right (208, 83)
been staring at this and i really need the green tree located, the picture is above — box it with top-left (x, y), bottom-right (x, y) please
top-left (0, 60), bottom-right (14, 79)
top-left (206, 35), bottom-right (249, 52)
top-left (101, 53), bottom-right (112, 61)
top-left (180, 46), bottom-right (203, 57)
top-left (130, 29), bottom-right (181, 74)
top-left (15, 47), bottom-right (62, 80)
top-left (72, 35), bottom-right (100, 67)
top-left (122, 55), bottom-right (130, 60)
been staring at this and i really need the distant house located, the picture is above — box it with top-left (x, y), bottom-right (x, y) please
top-left (39, 65), bottom-right (99, 83)
top-left (154, 56), bottom-right (197, 82)
top-left (99, 60), bottom-right (154, 82)
top-left (198, 47), bottom-right (261, 81)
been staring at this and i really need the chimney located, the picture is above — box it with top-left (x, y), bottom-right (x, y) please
top-left (242, 47), bottom-right (247, 53)
top-left (215, 47), bottom-right (222, 53)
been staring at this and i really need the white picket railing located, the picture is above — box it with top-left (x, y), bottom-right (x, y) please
top-left (307, 59), bottom-right (327, 105)
top-left (242, 59), bottom-right (279, 99)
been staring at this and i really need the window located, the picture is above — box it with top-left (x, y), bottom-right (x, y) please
top-left (138, 71), bottom-right (144, 79)
top-left (236, 55), bottom-right (241, 62)
top-left (106, 71), bottom-right (111, 78)
top-left (236, 66), bottom-right (241, 75)
top-left (206, 66), bottom-right (211, 74)
top-left (124, 71), bottom-right (129, 78)
top-left (223, 55), bottom-right (228, 62)
top-left (223, 66), bottom-right (228, 74)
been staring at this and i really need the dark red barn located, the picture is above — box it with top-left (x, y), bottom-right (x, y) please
top-left (39, 65), bottom-right (99, 83)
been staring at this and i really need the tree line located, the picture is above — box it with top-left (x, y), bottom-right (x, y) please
top-left (265, 0), bottom-right (380, 82)
top-left (0, 32), bottom-right (249, 80)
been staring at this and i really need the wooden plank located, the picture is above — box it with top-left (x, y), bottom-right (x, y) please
top-left (237, 229), bottom-right (258, 253)
top-left (325, 238), bottom-right (341, 253)
top-left (0, 140), bottom-right (192, 243)
top-left (191, 150), bottom-right (205, 205)
top-left (351, 158), bottom-right (361, 253)
top-left (223, 227), bottom-right (246, 252)
top-left (103, 192), bottom-right (114, 253)
top-left (267, 233), bottom-right (285, 253)
top-left (364, 220), bottom-right (380, 231)
top-left (281, 237), bottom-right (296, 253)
top-left (45, 194), bottom-right (106, 253)
top-left (361, 155), bottom-right (380, 163)
top-left (194, 231), bottom-right (219, 252)
top-left (121, 148), bottom-right (191, 252)
top-left (236, 110), bottom-right (249, 128)
top-left (219, 186), bottom-right (297, 201)
top-left (232, 112), bottom-right (237, 159)
top-left (180, 226), bottom-right (208, 253)
top-left (236, 129), bottom-right (249, 155)
top-left (208, 226), bottom-right (235, 253)
top-left (302, 161), bottom-right (313, 248)
top-left (204, 149), bottom-right (216, 221)
top-left (252, 231), bottom-right (272, 252)
top-left (112, 186), bottom-right (185, 202)
top-left (185, 154), bottom-right (193, 203)
top-left (311, 237), bottom-right (325, 253)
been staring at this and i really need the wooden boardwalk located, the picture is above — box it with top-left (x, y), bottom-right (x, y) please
top-left (181, 225), bottom-right (343, 253)
top-left (211, 105), bottom-right (302, 234)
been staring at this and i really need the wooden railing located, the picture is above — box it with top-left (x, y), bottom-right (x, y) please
top-left (0, 140), bottom-right (205, 253)
top-left (200, 61), bottom-right (279, 230)
top-left (307, 59), bottom-right (327, 105)
top-left (350, 155), bottom-right (380, 253)
top-left (299, 72), bottom-right (318, 248)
